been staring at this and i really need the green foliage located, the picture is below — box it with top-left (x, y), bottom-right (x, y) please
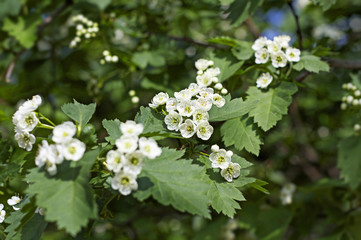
top-left (26, 149), bottom-right (99, 236)
top-left (311, 0), bottom-right (337, 11)
top-left (208, 97), bottom-right (254, 122)
top-left (61, 100), bottom-right (96, 133)
top-left (246, 82), bottom-right (298, 131)
top-left (225, 0), bottom-right (264, 26)
top-left (337, 136), bottom-right (361, 189)
top-left (209, 52), bottom-right (244, 82)
top-left (221, 117), bottom-right (263, 155)
top-left (231, 41), bottom-right (254, 61)
top-left (134, 148), bottom-right (211, 218)
top-left (293, 55), bottom-right (330, 73)
top-left (102, 119), bottom-right (122, 143)
top-left (135, 107), bottom-right (167, 135)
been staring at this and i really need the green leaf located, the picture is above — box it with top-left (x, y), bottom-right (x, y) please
top-left (208, 36), bottom-right (238, 47)
top-left (293, 55), bottom-right (330, 73)
top-left (2, 17), bottom-right (41, 48)
top-left (0, 0), bottom-right (22, 21)
top-left (246, 82), bottom-right (298, 131)
top-left (0, 137), bottom-right (11, 162)
top-left (26, 149), bottom-right (99, 236)
top-left (221, 117), bottom-right (262, 156)
top-left (135, 107), bottom-right (167, 135)
top-left (134, 148), bottom-right (211, 218)
top-left (311, 0), bottom-right (336, 11)
top-left (225, 0), bottom-right (264, 26)
top-left (209, 52), bottom-right (244, 82)
top-left (208, 97), bottom-right (255, 122)
top-left (207, 169), bottom-right (246, 218)
top-left (61, 100), bottom-right (96, 132)
top-left (337, 136), bottom-right (361, 189)
top-left (102, 119), bottom-right (122, 143)
top-left (77, 0), bottom-right (111, 10)
top-left (131, 51), bottom-right (166, 69)
top-left (231, 41), bottom-right (254, 60)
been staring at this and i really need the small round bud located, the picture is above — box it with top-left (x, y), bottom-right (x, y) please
top-left (355, 90), bottom-right (361, 97)
top-left (347, 95), bottom-right (354, 104)
top-left (214, 83), bottom-right (223, 90)
top-left (76, 24), bottom-right (84, 30)
top-left (74, 37), bottom-right (81, 42)
top-left (129, 90), bottom-right (136, 96)
top-left (105, 55), bottom-right (112, 62)
top-left (355, 124), bottom-right (361, 131)
top-left (352, 85), bottom-right (357, 91)
top-left (211, 144), bottom-right (219, 152)
top-left (131, 96), bottom-right (139, 104)
top-left (226, 150), bottom-right (233, 158)
top-left (211, 77), bottom-right (218, 83)
top-left (100, 59), bottom-right (105, 64)
top-left (197, 70), bottom-right (203, 75)
top-left (341, 103), bottom-right (347, 110)
top-left (85, 33), bottom-right (91, 39)
top-left (347, 83), bottom-right (354, 90)
top-left (221, 88), bottom-right (228, 95)
top-left (111, 56), bottom-right (119, 62)
top-left (342, 83), bottom-right (347, 89)
top-left (353, 99), bottom-right (359, 106)
top-left (209, 60), bottom-right (214, 66)
top-left (342, 96), bottom-right (347, 102)
top-left (103, 50), bottom-right (110, 56)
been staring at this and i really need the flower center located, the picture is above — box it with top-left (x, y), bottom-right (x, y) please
top-left (217, 156), bottom-right (225, 163)
top-left (121, 177), bottom-right (129, 185)
top-left (69, 146), bottom-right (76, 154)
top-left (130, 157), bottom-right (139, 165)
top-left (114, 156), bottom-right (121, 164)
top-left (25, 116), bottom-right (34, 125)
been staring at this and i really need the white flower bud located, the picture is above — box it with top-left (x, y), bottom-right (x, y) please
top-left (347, 95), bottom-right (354, 103)
top-left (211, 144), bottom-right (219, 152)
top-left (342, 83), bottom-right (347, 89)
top-left (103, 50), bottom-right (110, 56)
top-left (354, 124), bottom-right (361, 131)
top-left (85, 33), bottom-right (91, 38)
top-left (353, 99), bottom-right (359, 106)
top-left (131, 96), bottom-right (139, 104)
top-left (341, 103), bottom-right (347, 110)
top-left (226, 150), bottom-right (233, 158)
top-left (221, 88), bottom-right (228, 95)
top-left (355, 90), bottom-right (361, 97)
top-left (214, 83), bottom-right (223, 90)
top-left (111, 56), bottom-right (119, 62)
top-left (105, 55), bottom-right (112, 62)
top-left (129, 90), bottom-right (136, 96)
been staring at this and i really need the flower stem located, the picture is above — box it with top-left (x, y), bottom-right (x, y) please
top-left (37, 123), bottom-right (54, 130)
top-left (199, 152), bottom-right (209, 157)
top-left (285, 62), bottom-right (293, 79)
top-left (38, 113), bottom-right (56, 127)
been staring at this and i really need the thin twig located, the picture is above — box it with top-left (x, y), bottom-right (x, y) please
top-left (167, 35), bottom-right (226, 49)
top-left (245, 17), bottom-right (260, 39)
top-left (323, 57), bottom-right (361, 69)
top-left (287, 1), bottom-right (303, 50)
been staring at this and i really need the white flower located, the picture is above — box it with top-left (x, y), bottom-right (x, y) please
top-left (13, 111), bottom-right (39, 132)
top-left (255, 48), bottom-right (269, 64)
top-left (256, 73), bottom-right (273, 89)
top-left (149, 92), bottom-right (169, 108)
top-left (196, 68), bottom-right (220, 87)
top-left (138, 137), bottom-right (162, 159)
top-left (214, 83), bottom-right (223, 90)
top-left (116, 136), bottom-right (138, 154)
top-left (285, 47), bottom-right (301, 62)
top-left (106, 150), bottom-right (125, 173)
top-left (177, 100), bottom-right (196, 117)
top-left (273, 35), bottom-right (291, 48)
top-left (196, 120), bottom-right (214, 140)
top-left (36, 140), bottom-right (63, 175)
top-left (123, 151), bottom-right (145, 175)
top-left (221, 162), bottom-right (241, 182)
top-left (52, 121), bottom-right (76, 143)
top-left (166, 97), bottom-right (178, 112)
top-left (15, 130), bottom-right (36, 151)
top-left (252, 36), bottom-right (268, 51)
top-left (188, 83), bottom-right (200, 96)
top-left (267, 41), bottom-right (282, 54)
top-left (193, 109), bottom-right (209, 124)
top-left (179, 119), bottom-right (196, 138)
top-left (174, 89), bottom-right (192, 101)
top-left (18, 95), bottom-right (42, 113)
top-left (195, 59), bottom-right (214, 71)
top-left (198, 87), bottom-right (214, 99)
top-left (164, 111), bottom-right (183, 131)
top-left (111, 171), bottom-right (138, 195)
top-left (271, 51), bottom-right (288, 68)
top-left (196, 97), bottom-right (213, 111)
top-left (60, 138), bottom-right (86, 161)
top-left (212, 94), bottom-right (226, 108)
top-left (120, 120), bottom-right (144, 137)
top-left (209, 149), bottom-right (231, 169)
top-left (7, 196), bottom-right (21, 211)
top-left (0, 204), bottom-right (5, 223)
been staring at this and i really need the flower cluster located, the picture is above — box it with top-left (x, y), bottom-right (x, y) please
top-left (70, 14), bottom-right (99, 48)
top-left (100, 50), bottom-right (119, 64)
top-left (252, 35), bottom-right (301, 89)
top-left (340, 82), bottom-right (361, 110)
top-left (106, 121), bottom-right (162, 195)
top-left (209, 145), bottom-right (241, 182)
top-left (0, 195), bottom-right (24, 223)
top-left (149, 59), bottom-right (227, 140)
top-left (280, 183), bottom-right (296, 205)
top-left (35, 121), bottom-right (86, 176)
top-left (12, 95), bottom-right (42, 151)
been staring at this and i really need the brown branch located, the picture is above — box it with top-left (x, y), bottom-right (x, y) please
top-left (287, 1), bottom-right (303, 50)
top-left (166, 35), bottom-right (226, 49)
top-left (244, 17), bottom-right (260, 39)
top-left (323, 57), bottom-right (361, 69)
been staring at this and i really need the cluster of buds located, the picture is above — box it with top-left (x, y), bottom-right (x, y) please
top-left (340, 83), bottom-right (361, 110)
top-left (280, 183), bottom-right (296, 205)
top-left (70, 14), bottom-right (99, 48)
top-left (100, 50), bottom-right (119, 64)
top-left (129, 90), bottom-right (139, 104)
top-left (209, 145), bottom-right (241, 182)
